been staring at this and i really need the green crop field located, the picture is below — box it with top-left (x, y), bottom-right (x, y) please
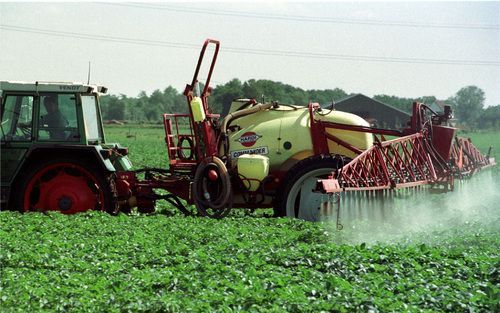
top-left (1, 126), bottom-right (499, 312)
top-left (458, 131), bottom-right (500, 162)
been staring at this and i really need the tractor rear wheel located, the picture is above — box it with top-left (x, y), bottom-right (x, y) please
top-left (274, 155), bottom-right (345, 221)
top-left (11, 157), bottom-right (118, 214)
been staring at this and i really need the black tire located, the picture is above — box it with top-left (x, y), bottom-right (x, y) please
top-left (274, 154), bottom-right (346, 221)
top-left (10, 157), bottom-right (118, 214)
top-left (192, 156), bottom-right (232, 218)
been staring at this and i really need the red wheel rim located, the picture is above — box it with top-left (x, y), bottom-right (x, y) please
top-left (23, 163), bottom-right (105, 214)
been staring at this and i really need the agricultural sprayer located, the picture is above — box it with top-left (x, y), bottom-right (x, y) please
top-left (0, 39), bottom-right (495, 221)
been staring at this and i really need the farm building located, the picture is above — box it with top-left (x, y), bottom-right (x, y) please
top-left (328, 94), bottom-right (411, 129)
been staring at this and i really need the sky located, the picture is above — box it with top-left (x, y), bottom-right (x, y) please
top-left (1, 1), bottom-right (499, 107)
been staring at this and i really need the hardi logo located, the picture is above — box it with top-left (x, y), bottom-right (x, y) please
top-left (236, 132), bottom-right (262, 147)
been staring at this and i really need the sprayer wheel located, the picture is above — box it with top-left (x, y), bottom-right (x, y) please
top-left (274, 154), bottom-right (345, 221)
top-left (193, 156), bottom-right (232, 218)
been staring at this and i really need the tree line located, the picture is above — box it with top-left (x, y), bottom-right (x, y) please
top-left (100, 79), bottom-right (500, 130)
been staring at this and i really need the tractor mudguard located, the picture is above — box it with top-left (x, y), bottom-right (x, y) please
top-left (24, 145), bottom-right (117, 173)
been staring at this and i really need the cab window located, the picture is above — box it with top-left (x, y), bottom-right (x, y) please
top-left (38, 93), bottom-right (80, 141)
top-left (1, 94), bottom-right (34, 141)
top-left (81, 95), bottom-right (102, 142)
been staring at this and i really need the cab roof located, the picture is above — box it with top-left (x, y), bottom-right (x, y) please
top-left (0, 81), bottom-right (107, 94)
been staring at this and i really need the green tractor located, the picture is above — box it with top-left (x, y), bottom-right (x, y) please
top-left (0, 81), bottom-right (132, 213)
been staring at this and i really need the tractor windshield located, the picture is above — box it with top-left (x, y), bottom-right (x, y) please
top-left (81, 94), bottom-right (103, 143)
top-left (1, 94), bottom-right (34, 142)
top-left (38, 93), bottom-right (79, 141)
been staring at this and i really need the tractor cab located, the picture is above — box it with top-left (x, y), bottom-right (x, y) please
top-left (0, 81), bottom-right (106, 145)
top-left (1, 81), bottom-right (131, 212)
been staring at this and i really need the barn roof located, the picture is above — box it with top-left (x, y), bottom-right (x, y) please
top-left (428, 101), bottom-right (445, 113)
top-left (333, 93), bottom-right (411, 117)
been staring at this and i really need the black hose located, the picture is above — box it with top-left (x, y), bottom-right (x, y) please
top-left (192, 156), bottom-right (232, 213)
top-left (155, 194), bottom-right (194, 216)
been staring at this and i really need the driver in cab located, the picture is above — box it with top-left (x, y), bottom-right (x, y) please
top-left (40, 95), bottom-right (69, 140)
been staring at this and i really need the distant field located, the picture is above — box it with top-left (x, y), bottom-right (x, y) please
top-left (458, 131), bottom-right (500, 162)
top-left (105, 124), bottom-right (168, 169)
top-left (0, 126), bottom-right (498, 312)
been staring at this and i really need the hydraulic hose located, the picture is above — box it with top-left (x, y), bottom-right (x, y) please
top-left (220, 102), bottom-right (274, 137)
top-left (193, 156), bottom-right (232, 210)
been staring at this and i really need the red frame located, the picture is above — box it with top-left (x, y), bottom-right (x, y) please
top-left (315, 101), bottom-right (495, 195)
top-left (164, 39), bottom-right (221, 173)
top-left (309, 103), bottom-right (405, 156)
top-left (120, 39), bottom-right (224, 213)
top-left (183, 39), bottom-right (220, 159)
top-left (163, 113), bottom-right (198, 171)
top-left (451, 136), bottom-right (495, 175)
top-left (316, 132), bottom-right (441, 193)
